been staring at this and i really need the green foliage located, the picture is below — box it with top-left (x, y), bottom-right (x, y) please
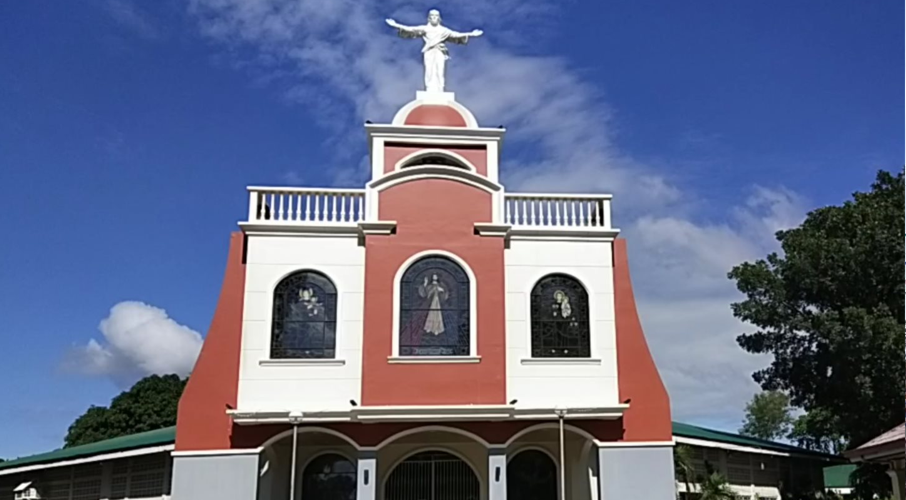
top-left (739, 390), bottom-right (793, 441)
top-left (729, 170), bottom-right (904, 497)
top-left (698, 472), bottom-right (735, 500)
top-left (64, 374), bottom-right (186, 447)
top-left (673, 444), bottom-right (696, 496)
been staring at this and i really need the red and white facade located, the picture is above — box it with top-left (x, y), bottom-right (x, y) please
top-left (170, 92), bottom-right (675, 500)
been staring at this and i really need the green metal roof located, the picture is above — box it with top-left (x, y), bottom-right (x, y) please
top-left (0, 421), bottom-right (839, 473)
top-left (823, 464), bottom-right (856, 489)
top-left (0, 427), bottom-right (176, 472)
top-left (672, 421), bottom-right (840, 459)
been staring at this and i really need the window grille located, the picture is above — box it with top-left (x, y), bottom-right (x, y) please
top-left (385, 451), bottom-right (479, 500)
top-left (301, 453), bottom-right (357, 500)
top-left (109, 454), bottom-right (168, 499)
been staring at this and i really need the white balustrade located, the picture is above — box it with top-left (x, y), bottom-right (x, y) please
top-left (504, 193), bottom-right (613, 229)
top-left (247, 187), bottom-right (366, 225)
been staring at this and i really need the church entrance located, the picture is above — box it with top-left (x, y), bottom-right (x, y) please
top-left (384, 450), bottom-right (480, 500)
top-left (507, 449), bottom-right (558, 500)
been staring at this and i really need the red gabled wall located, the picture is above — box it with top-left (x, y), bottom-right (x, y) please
top-left (175, 232), bottom-right (246, 451)
top-left (360, 178), bottom-right (507, 406)
top-left (613, 238), bottom-right (673, 442)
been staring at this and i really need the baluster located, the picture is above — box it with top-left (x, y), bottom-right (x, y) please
top-left (505, 198), bottom-right (511, 224)
top-left (587, 201), bottom-right (594, 226)
top-left (338, 194), bottom-right (346, 221)
top-left (542, 200), bottom-right (549, 225)
top-left (354, 194), bottom-right (362, 221)
top-left (331, 194), bottom-right (339, 221)
top-left (290, 193), bottom-right (298, 221)
top-left (529, 198), bottom-right (536, 225)
top-left (578, 200), bottom-right (586, 226)
top-left (314, 193), bottom-right (321, 222)
top-left (555, 200), bottom-right (562, 226)
top-left (595, 200), bottom-right (603, 227)
top-left (569, 200), bottom-right (576, 227)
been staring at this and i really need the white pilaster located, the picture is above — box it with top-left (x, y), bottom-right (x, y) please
top-left (488, 447), bottom-right (507, 500)
top-left (357, 450), bottom-right (377, 500)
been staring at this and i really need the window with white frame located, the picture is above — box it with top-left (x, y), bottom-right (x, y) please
top-left (530, 274), bottom-right (590, 357)
top-left (271, 271), bottom-right (338, 359)
top-left (398, 256), bottom-right (471, 356)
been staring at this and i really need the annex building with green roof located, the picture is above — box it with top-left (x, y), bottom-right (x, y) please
top-left (0, 422), bottom-right (844, 500)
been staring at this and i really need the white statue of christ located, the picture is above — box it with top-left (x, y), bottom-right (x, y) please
top-left (385, 9), bottom-right (484, 93)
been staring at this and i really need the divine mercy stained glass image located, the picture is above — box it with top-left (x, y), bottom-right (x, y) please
top-left (399, 257), bottom-right (470, 356)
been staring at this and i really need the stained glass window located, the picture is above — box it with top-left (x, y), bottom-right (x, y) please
top-left (507, 450), bottom-right (557, 500)
top-left (271, 271), bottom-right (337, 359)
top-left (530, 274), bottom-right (590, 357)
top-left (301, 454), bottom-right (357, 500)
top-left (399, 256), bottom-right (470, 356)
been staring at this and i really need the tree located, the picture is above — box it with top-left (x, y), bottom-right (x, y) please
top-left (698, 472), bottom-right (735, 500)
top-left (739, 390), bottom-right (793, 441)
top-left (65, 374), bottom-right (186, 447)
top-left (729, 171), bottom-right (904, 497)
top-left (674, 444), bottom-right (696, 498)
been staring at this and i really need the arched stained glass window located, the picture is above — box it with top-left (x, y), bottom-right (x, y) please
top-left (507, 450), bottom-right (558, 500)
top-left (530, 274), bottom-right (590, 357)
top-left (301, 453), bottom-right (357, 500)
top-left (271, 271), bottom-right (337, 359)
top-left (399, 256), bottom-right (470, 356)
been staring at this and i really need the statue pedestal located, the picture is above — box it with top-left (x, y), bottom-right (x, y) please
top-left (416, 90), bottom-right (456, 103)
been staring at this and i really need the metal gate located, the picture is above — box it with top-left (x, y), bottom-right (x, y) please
top-left (384, 451), bottom-right (480, 500)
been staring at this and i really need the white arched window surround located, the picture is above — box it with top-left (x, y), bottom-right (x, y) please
top-left (520, 270), bottom-right (602, 365)
top-left (260, 268), bottom-right (348, 367)
top-left (393, 149), bottom-right (478, 172)
top-left (389, 250), bottom-right (479, 363)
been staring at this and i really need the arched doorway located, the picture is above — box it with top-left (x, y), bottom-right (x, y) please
top-left (301, 453), bottom-right (357, 500)
top-left (507, 449), bottom-right (558, 500)
top-left (385, 450), bottom-right (480, 500)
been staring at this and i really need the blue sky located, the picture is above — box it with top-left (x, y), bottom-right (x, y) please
top-left (0, 0), bottom-right (901, 458)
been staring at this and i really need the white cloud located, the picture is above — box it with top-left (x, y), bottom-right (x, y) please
top-left (627, 186), bottom-right (806, 424)
top-left (63, 301), bottom-right (202, 387)
top-left (104, 0), bottom-right (161, 41)
top-left (185, 0), bottom-right (809, 429)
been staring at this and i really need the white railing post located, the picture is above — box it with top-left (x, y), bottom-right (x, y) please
top-left (248, 190), bottom-right (259, 221)
top-left (602, 199), bottom-right (612, 228)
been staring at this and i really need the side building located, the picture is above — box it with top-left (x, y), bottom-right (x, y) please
top-left (0, 422), bottom-right (840, 500)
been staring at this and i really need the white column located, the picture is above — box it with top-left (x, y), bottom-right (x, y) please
top-left (888, 468), bottom-right (905, 500)
top-left (488, 447), bottom-right (507, 500)
top-left (357, 450), bottom-right (377, 500)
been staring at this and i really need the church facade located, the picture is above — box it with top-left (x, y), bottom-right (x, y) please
top-left (170, 91), bottom-right (676, 500)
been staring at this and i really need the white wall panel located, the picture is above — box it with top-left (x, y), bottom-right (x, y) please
top-left (237, 234), bottom-right (365, 412)
top-left (504, 239), bottom-right (620, 408)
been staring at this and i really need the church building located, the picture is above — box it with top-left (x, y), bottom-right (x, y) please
top-left (168, 88), bottom-right (676, 500)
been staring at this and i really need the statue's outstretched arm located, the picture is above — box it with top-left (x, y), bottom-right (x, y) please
top-left (446, 28), bottom-right (484, 44)
top-left (386, 18), bottom-right (425, 36)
